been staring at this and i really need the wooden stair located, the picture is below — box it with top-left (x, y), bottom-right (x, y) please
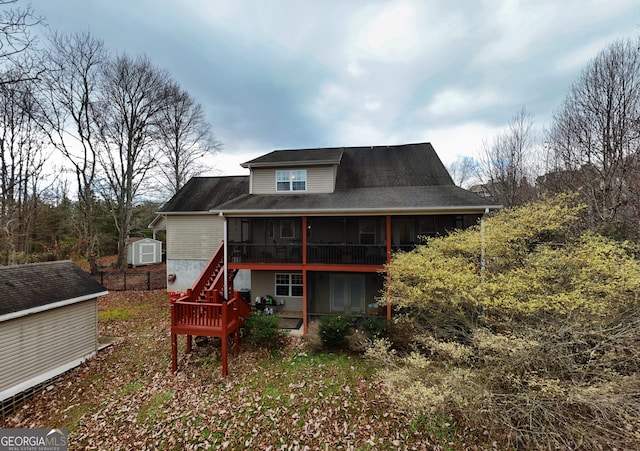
top-left (170, 241), bottom-right (251, 375)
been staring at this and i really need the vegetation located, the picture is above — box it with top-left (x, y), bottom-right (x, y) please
top-left (3, 291), bottom-right (450, 449)
top-left (243, 312), bottom-right (284, 347)
top-left (1, 2), bottom-right (217, 269)
top-left (318, 314), bottom-right (352, 349)
top-left (376, 194), bottom-right (640, 449)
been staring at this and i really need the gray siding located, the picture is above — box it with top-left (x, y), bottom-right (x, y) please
top-left (252, 271), bottom-right (303, 312)
top-left (250, 166), bottom-right (336, 194)
top-left (0, 300), bottom-right (97, 400)
top-left (166, 215), bottom-right (224, 259)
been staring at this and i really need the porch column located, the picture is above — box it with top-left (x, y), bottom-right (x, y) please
top-left (386, 215), bottom-right (392, 263)
top-left (302, 216), bottom-right (307, 265)
top-left (221, 212), bottom-right (228, 298)
top-left (303, 269), bottom-right (308, 335)
top-left (302, 216), bottom-right (308, 334)
top-left (386, 215), bottom-right (392, 320)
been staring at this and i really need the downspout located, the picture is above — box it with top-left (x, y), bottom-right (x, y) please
top-left (220, 212), bottom-right (228, 298)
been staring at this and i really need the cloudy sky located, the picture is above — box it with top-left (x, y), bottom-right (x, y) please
top-left (30, 0), bottom-right (640, 175)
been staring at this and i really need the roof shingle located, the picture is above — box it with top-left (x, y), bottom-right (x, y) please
top-left (0, 261), bottom-right (107, 317)
top-left (157, 143), bottom-right (501, 214)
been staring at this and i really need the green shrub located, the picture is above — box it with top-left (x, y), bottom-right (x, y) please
top-left (360, 316), bottom-right (390, 340)
top-left (319, 315), bottom-right (352, 349)
top-left (244, 313), bottom-right (283, 347)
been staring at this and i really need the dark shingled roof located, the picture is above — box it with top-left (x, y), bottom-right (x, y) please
top-left (242, 148), bottom-right (343, 167)
top-left (334, 143), bottom-right (454, 189)
top-left (0, 261), bottom-right (107, 317)
top-left (158, 176), bottom-right (249, 213)
top-left (158, 143), bottom-right (500, 214)
top-left (215, 185), bottom-right (495, 213)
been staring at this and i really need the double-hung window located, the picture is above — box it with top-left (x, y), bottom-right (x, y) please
top-left (275, 273), bottom-right (303, 297)
top-left (276, 170), bottom-right (306, 192)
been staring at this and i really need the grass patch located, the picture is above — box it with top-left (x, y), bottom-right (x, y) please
top-left (65, 404), bottom-right (92, 432)
top-left (411, 414), bottom-right (459, 448)
top-left (137, 390), bottom-right (175, 424)
top-left (118, 381), bottom-right (144, 396)
top-left (98, 307), bottom-right (134, 321)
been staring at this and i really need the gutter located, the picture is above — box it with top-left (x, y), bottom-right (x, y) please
top-left (210, 205), bottom-right (502, 216)
top-left (0, 291), bottom-right (109, 323)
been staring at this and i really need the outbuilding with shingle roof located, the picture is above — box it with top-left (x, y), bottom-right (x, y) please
top-left (0, 261), bottom-right (107, 410)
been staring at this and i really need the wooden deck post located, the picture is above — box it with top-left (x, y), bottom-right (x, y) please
top-left (171, 333), bottom-right (177, 372)
top-left (170, 300), bottom-right (177, 372)
top-left (221, 300), bottom-right (229, 376)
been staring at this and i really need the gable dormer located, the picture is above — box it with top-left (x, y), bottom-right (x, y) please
top-left (241, 148), bottom-right (343, 194)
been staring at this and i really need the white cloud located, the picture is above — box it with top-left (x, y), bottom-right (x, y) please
top-left (408, 121), bottom-right (504, 166)
top-left (554, 31), bottom-right (639, 74)
top-left (421, 88), bottom-right (502, 120)
top-left (473, 0), bottom-right (639, 68)
top-left (349, 1), bottom-right (422, 62)
top-left (345, 1), bottom-right (467, 64)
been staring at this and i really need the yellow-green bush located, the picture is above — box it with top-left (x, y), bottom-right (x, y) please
top-left (377, 194), bottom-right (640, 448)
top-left (385, 194), bottom-right (640, 320)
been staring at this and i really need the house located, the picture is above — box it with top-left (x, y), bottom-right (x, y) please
top-left (126, 237), bottom-right (163, 267)
top-left (154, 143), bottom-right (501, 343)
top-left (0, 261), bottom-right (108, 411)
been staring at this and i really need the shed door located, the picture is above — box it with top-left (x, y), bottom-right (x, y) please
top-left (139, 243), bottom-right (156, 264)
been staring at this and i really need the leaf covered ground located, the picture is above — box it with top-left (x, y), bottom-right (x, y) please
top-left (3, 290), bottom-right (456, 450)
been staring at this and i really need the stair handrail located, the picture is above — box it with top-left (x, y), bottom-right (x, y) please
top-left (185, 241), bottom-right (225, 301)
top-left (203, 267), bottom-right (226, 301)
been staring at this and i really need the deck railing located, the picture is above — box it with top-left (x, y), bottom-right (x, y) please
top-left (228, 242), bottom-right (388, 265)
top-left (171, 293), bottom-right (241, 329)
top-left (170, 241), bottom-right (249, 376)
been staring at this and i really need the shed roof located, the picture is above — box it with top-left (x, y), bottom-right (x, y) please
top-left (0, 261), bottom-right (107, 319)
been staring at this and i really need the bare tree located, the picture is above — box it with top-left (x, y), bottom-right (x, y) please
top-left (0, 72), bottom-right (47, 264)
top-left (479, 107), bottom-right (537, 206)
top-left (156, 81), bottom-right (221, 195)
top-left (0, 0), bottom-right (42, 85)
top-left (447, 155), bottom-right (479, 189)
top-left (38, 31), bottom-right (107, 273)
top-left (546, 37), bottom-right (640, 237)
top-left (96, 53), bottom-right (170, 269)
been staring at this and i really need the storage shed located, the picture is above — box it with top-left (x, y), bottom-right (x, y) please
top-left (127, 237), bottom-right (163, 266)
top-left (0, 261), bottom-right (107, 407)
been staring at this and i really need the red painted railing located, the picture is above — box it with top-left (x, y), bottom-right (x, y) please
top-left (171, 294), bottom-right (242, 330)
top-left (170, 241), bottom-right (250, 376)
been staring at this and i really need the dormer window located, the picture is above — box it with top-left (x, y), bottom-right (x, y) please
top-left (276, 170), bottom-right (306, 192)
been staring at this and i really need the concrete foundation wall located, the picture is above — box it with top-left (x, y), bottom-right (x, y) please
top-left (166, 259), bottom-right (250, 295)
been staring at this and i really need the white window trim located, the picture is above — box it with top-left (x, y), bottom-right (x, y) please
top-left (275, 273), bottom-right (303, 297)
top-left (276, 169), bottom-right (307, 192)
